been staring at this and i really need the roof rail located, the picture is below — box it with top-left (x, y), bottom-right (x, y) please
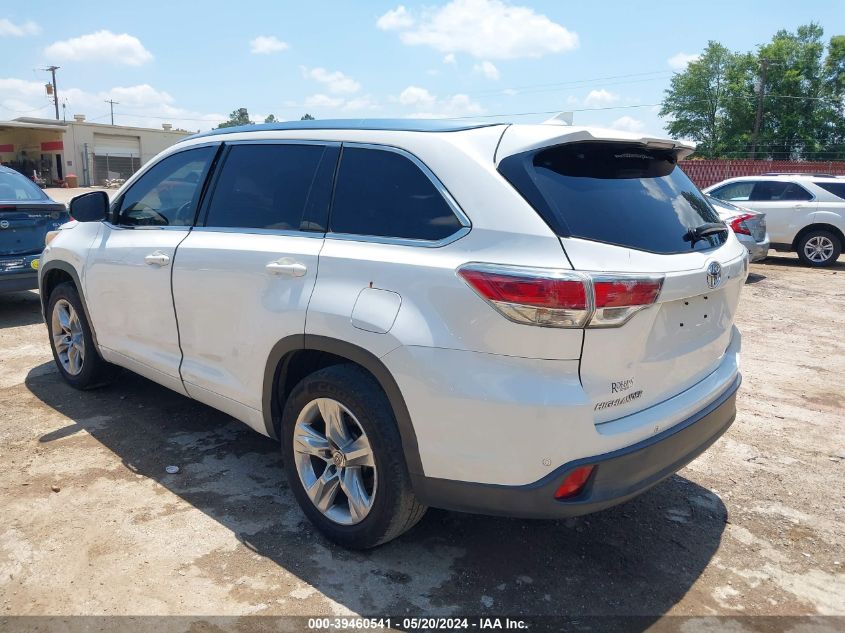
top-left (761, 172), bottom-right (838, 178)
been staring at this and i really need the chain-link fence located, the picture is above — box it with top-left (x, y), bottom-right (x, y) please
top-left (681, 160), bottom-right (845, 189)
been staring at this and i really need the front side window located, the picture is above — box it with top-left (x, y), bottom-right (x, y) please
top-left (203, 143), bottom-right (335, 231)
top-left (330, 147), bottom-right (464, 242)
top-left (750, 181), bottom-right (813, 201)
top-left (117, 146), bottom-right (216, 227)
top-left (710, 181), bottom-right (754, 202)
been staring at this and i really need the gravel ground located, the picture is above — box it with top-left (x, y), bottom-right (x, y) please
top-left (0, 253), bottom-right (843, 627)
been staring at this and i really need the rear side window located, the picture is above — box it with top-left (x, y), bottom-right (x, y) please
top-left (330, 146), bottom-right (464, 242)
top-left (0, 171), bottom-right (48, 201)
top-left (750, 181), bottom-right (813, 201)
top-left (710, 181), bottom-right (754, 201)
top-left (814, 182), bottom-right (845, 200)
top-left (498, 142), bottom-right (726, 254)
top-left (118, 146), bottom-right (215, 227)
top-left (204, 143), bottom-right (337, 231)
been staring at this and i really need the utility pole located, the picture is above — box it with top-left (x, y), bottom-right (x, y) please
top-left (43, 66), bottom-right (60, 120)
top-left (750, 58), bottom-right (769, 160)
top-left (104, 99), bottom-right (119, 125)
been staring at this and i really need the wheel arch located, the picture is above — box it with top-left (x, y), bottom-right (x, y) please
top-left (39, 261), bottom-right (101, 351)
top-left (792, 223), bottom-right (845, 251)
top-left (262, 335), bottom-right (424, 478)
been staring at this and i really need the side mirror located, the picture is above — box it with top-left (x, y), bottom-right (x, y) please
top-left (69, 191), bottom-right (109, 222)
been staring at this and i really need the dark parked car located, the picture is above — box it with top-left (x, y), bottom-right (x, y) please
top-left (0, 165), bottom-right (69, 293)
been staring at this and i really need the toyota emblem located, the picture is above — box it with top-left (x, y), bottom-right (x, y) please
top-left (706, 261), bottom-right (722, 289)
top-left (0, 220), bottom-right (9, 229)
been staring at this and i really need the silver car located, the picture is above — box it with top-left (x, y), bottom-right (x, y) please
top-left (707, 195), bottom-right (769, 262)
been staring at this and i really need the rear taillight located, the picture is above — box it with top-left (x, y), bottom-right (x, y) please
top-left (458, 263), bottom-right (664, 329)
top-left (728, 213), bottom-right (755, 236)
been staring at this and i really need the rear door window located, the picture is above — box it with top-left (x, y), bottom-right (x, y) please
top-left (498, 142), bottom-right (726, 254)
top-left (203, 143), bottom-right (337, 232)
top-left (750, 181), bottom-right (813, 201)
top-left (330, 146), bottom-right (464, 242)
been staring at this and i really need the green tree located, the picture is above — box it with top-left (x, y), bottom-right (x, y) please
top-left (264, 114), bottom-right (277, 123)
top-left (660, 42), bottom-right (753, 157)
top-left (217, 108), bottom-right (253, 129)
top-left (300, 113), bottom-right (315, 121)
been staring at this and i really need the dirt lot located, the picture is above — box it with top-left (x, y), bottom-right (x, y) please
top-left (0, 253), bottom-right (843, 626)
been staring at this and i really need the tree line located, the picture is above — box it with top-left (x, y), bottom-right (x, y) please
top-left (661, 24), bottom-right (845, 160)
top-left (216, 109), bottom-right (314, 128)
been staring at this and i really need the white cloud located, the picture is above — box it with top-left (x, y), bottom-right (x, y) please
top-left (668, 52), bottom-right (700, 70)
top-left (303, 94), bottom-right (345, 108)
top-left (610, 116), bottom-right (645, 133)
top-left (503, 88), bottom-right (518, 96)
top-left (473, 60), bottom-right (500, 80)
top-left (583, 89), bottom-right (619, 107)
top-left (443, 53), bottom-right (456, 64)
top-left (0, 18), bottom-right (40, 37)
top-left (398, 86), bottom-right (436, 107)
top-left (44, 30), bottom-right (153, 66)
top-left (249, 35), bottom-right (289, 54)
top-left (0, 77), bottom-right (224, 130)
top-left (301, 67), bottom-right (361, 94)
top-left (376, 5), bottom-right (414, 30)
top-left (378, 0), bottom-right (578, 60)
top-left (396, 86), bottom-right (483, 118)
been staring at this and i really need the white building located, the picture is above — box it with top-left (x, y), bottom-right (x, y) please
top-left (0, 116), bottom-right (192, 186)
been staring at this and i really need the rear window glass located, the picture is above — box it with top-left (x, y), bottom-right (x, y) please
top-left (498, 142), bottom-right (726, 254)
top-left (0, 171), bottom-right (48, 201)
top-left (815, 182), bottom-right (845, 200)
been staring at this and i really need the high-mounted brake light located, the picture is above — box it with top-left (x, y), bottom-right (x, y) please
top-left (458, 264), bottom-right (664, 329)
top-left (728, 213), bottom-right (755, 236)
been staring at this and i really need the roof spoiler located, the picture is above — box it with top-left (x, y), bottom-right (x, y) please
top-left (495, 125), bottom-right (696, 163)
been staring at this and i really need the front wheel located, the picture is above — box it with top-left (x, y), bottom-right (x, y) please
top-left (797, 229), bottom-right (841, 267)
top-left (46, 282), bottom-right (115, 389)
top-left (280, 364), bottom-right (426, 549)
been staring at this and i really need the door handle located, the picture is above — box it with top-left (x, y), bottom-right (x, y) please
top-left (265, 258), bottom-right (307, 277)
top-left (144, 252), bottom-right (171, 267)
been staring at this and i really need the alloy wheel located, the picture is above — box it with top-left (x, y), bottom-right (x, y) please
top-left (292, 397), bottom-right (377, 525)
top-left (51, 299), bottom-right (85, 376)
top-left (804, 235), bottom-right (835, 263)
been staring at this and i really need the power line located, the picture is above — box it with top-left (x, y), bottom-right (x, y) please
top-left (104, 99), bottom-right (120, 125)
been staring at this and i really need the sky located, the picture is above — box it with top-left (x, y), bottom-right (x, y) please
top-left (1, 0), bottom-right (843, 134)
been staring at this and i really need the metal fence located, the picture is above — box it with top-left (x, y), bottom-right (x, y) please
top-left (680, 160), bottom-right (845, 189)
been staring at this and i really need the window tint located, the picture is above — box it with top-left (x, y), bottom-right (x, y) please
top-left (118, 147), bottom-right (215, 227)
top-left (814, 182), bottom-right (845, 200)
top-left (750, 181), bottom-right (813, 201)
top-left (0, 171), bottom-right (48, 201)
top-left (204, 143), bottom-right (335, 231)
top-left (330, 147), bottom-right (463, 241)
top-left (498, 142), bottom-right (726, 254)
top-left (710, 181), bottom-right (754, 201)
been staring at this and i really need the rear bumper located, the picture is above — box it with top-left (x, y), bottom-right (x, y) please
top-left (0, 268), bottom-right (39, 293)
top-left (415, 374), bottom-right (740, 518)
top-left (736, 234), bottom-right (769, 262)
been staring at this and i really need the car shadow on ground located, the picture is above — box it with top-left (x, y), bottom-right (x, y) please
top-left (26, 363), bottom-right (726, 622)
top-left (0, 290), bottom-right (43, 328)
top-left (759, 254), bottom-right (845, 271)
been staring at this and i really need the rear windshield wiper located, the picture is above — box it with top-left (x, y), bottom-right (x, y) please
top-left (684, 222), bottom-right (728, 245)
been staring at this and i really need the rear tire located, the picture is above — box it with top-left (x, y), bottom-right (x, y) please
top-left (46, 282), bottom-right (116, 389)
top-left (796, 229), bottom-right (841, 267)
top-left (280, 364), bottom-right (426, 549)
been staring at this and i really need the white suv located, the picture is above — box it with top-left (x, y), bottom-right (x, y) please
top-left (40, 120), bottom-right (746, 548)
top-left (704, 174), bottom-right (845, 267)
